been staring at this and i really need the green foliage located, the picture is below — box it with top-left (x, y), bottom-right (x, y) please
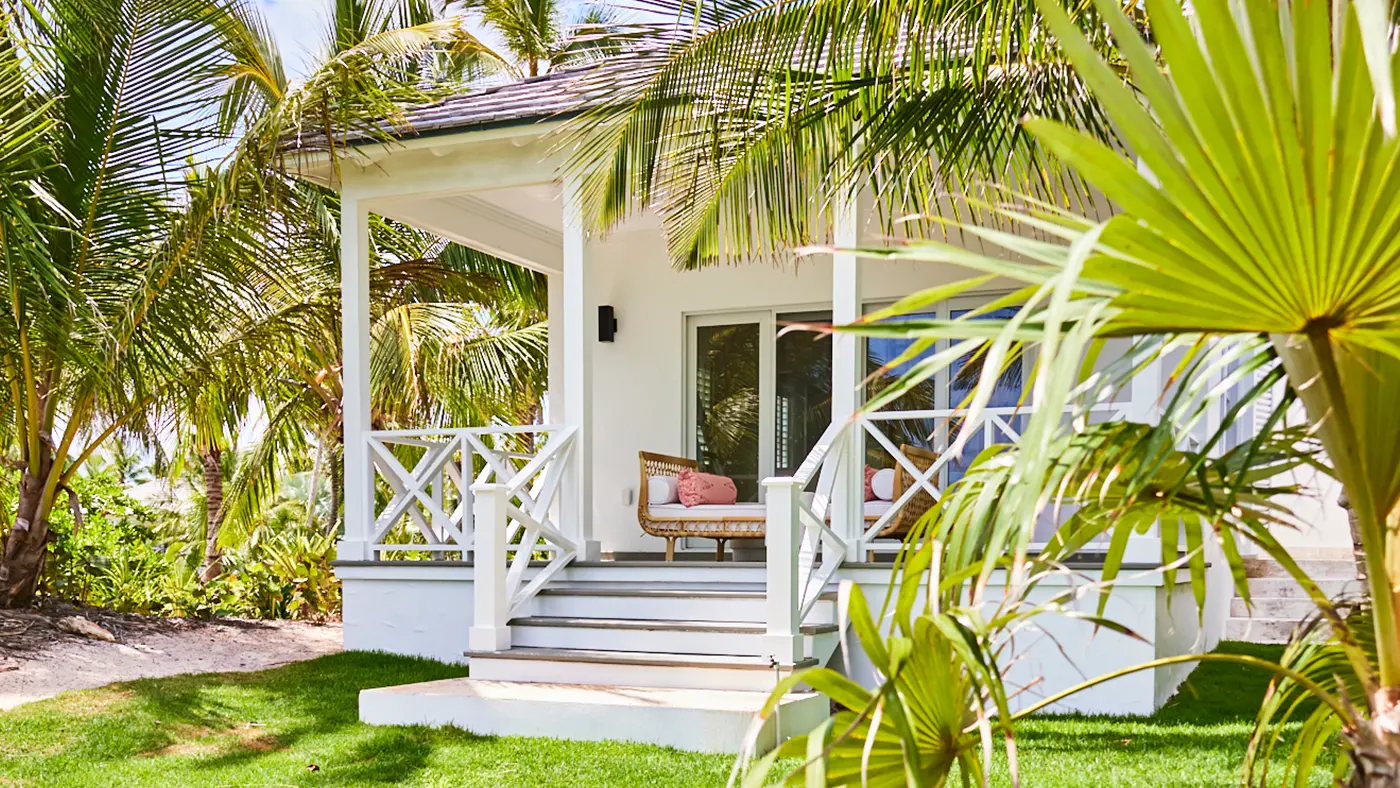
top-left (40, 469), bottom-right (339, 620)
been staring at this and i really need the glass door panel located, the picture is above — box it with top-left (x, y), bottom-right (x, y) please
top-left (693, 322), bottom-right (762, 501)
top-left (774, 311), bottom-right (832, 476)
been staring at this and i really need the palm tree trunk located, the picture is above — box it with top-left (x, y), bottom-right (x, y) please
top-left (325, 437), bottom-right (343, 538)
top-left (0, 444), bottom-right (56, 608)
top-left (1346, 718), bottom-right (1400, 786)
top-left (306, 436), bottom-right (326, 533)
top-left (199, 448), bottom-right (224, 583)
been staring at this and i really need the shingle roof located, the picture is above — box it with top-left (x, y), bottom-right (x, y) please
top-left (391, 66), bottom-right (606, 137)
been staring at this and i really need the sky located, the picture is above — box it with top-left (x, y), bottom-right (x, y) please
top-left (256, 0), bottom-right (328, 80)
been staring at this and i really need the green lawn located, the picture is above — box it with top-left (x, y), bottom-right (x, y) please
top-left (0, 642), bottom-right (1329, 787)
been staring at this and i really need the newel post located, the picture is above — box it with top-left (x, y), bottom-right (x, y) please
top-left (763, 477), bottom-right (805, 664)
top-left (469, 483), bottom-right (511, 652)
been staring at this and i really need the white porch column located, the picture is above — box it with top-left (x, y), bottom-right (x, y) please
top-left (340, 192), bottom-right (373, 561)
top-left (560, 175), bottom-right (599, 559)
top-left (832, 192), bottom-right (865, 560)
top-left (546, 273), bottom-right (565, 424)
top-left (1125, 343), bottom-right (1164, 563)
top-left (763, 477), bottom-right (805, 663)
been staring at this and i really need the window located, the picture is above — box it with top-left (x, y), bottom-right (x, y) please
top-left (865, 298), bottom-right (1030, 482)
top-left (684, 295), bottom-right (1028, 503)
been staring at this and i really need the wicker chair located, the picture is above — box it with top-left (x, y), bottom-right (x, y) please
top-left (637, 452), bottom-right (765, 561)
top-left (868, 444), bottom-right (941, 540)
top-left (637, 446), bottom-right (940, 561)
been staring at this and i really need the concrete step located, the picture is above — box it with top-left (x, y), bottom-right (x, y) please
top-left (1243, 557), bottom-right (1358, 579)
top-left (360, 677), bottom-right (829, 753)
top-left (1244, 576), bottom-right (1361, 600)
top-left (1229, 597), bottom-right (1321, 619)
top-left (530, 587), bottom-right (837, 624)
top-left (465, 647), bottom-right (818, 692)
top-left (1224, 617), bottom-right (1328, 644)
top-left (510, 616), bottom-right (838, 657)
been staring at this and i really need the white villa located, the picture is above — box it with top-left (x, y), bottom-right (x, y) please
top-left (293, 69), bottom-right (1355, 754)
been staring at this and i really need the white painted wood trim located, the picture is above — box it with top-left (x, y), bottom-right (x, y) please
top-left (469, 483), bottom-right (512, 651)
top-left (831, 192), bottom-right (864, 558)
top-left (763, 477), bottom-right (804, 663)
top-left (561, 174), bottom-right (597, 558)
top-left (340, 194), bottom-right (373, 561)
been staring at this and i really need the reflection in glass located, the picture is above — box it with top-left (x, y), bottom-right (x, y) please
top-left (865, 305), bottom-right (1029, 482)
top-left (695, 323), bottom-right (761, 501)
top-left (775, 312), bottom-right (832, 476)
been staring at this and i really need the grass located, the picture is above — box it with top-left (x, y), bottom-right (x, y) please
top-left (0, 641), bottom-right (1330, 787)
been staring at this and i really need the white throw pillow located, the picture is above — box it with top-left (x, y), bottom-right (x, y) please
top-left (647, 475), bottom-right (681, 505)
top-left (871, 468), bottom-right (896, 501)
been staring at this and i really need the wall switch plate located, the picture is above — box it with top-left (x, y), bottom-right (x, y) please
top-left (622, 487), bottom-right (634, 506)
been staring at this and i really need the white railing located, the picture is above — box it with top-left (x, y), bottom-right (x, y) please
top-left (366, 424), bottom-right (574, 557)
top-left (763, 404), bottom-right (1130, 664)
top-left (466, 425), bottom-right (578, 652)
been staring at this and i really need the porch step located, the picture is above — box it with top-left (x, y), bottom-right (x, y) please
top-left (466, 647), bottom-right (819, 692)
top-left (511, 616), bottom-right (838, 656)
top-left (1229, 596), bottom-right (1320, 620)
top-left (1224, 618), bottom-right (1322, 644)
top-left (529, 587), bottom-right (838, 624)
top-left (1245, 576), bottom-right (1361, 600)
top-left (360, 677), bottom-right (829, 754)
top-left (1229, 557), bottom-right (1358, 644)
top-left (1242, 557), bottom-right (1358, 579)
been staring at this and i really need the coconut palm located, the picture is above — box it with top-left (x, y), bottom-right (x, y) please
top-left (448, 0), bottom-right (625, 78)
top-left (0, 0), bottom-right (501, 607)
top-left (787, 0), bottom-right (1400, 782)
top-left (566, 0), bottom-right (1135, 269)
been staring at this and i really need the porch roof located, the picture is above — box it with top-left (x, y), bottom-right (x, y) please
top-left (389, 64), bottom-right (612, 139)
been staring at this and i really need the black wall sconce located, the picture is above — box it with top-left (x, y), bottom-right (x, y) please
top-left (598, 305), bottom-right (618, 342)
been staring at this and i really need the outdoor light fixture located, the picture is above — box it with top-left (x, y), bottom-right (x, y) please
top-left (598, 305), bottom-right (618, 342)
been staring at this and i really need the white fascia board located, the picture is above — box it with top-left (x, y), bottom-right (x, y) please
top-left (288, 121), bottom-right (568, 194)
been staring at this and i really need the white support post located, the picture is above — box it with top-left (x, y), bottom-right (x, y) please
top-left (831, 192), bottom-right (864, 560)
top-left (546, 273), bottom-right (565, 425)
top-left (561, 176), bottom-right (599, 560)
top-left (339, 192), bottom-right (373, 561)
top-left (469, 483), bottom-right (512, 652)
top-left (763, 477), bottom-right (805, 664)
top-left (1126, 340), bottom-right (1163, 564)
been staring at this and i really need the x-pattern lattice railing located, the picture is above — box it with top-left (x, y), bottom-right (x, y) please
top-left (763, 404), bottom-right (1129, 664)
top-left (366, 425), bottom-right (573, 558)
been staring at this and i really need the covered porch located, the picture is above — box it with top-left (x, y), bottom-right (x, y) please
top-left (300, 74), bottom-right (1213, 750)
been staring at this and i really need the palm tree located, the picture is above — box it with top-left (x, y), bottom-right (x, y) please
top-left (566, 0), bottom-right (1132, 269)
top-left (208, 193), bottom-right (550, 549)
top-left (0, 0), bottom-right (495, 607)
top-left (796, 0), bottom-right (1400, 782)
top-left (450, 0), bottom-right (623, 78)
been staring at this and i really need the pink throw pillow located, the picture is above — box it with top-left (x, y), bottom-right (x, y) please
top-left (864, 466), bottom-right (878, 502)
top-left (677, 468), bottom-right (738, 507)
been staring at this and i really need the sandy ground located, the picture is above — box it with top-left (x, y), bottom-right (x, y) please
top-left (0, 617), bottom-right (342, 710)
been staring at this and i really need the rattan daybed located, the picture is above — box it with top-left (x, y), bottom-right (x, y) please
top-left (637, 445), bottom-right (939, 561)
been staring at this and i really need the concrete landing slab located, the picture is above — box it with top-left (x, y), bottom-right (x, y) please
top-left (360, 677), bottom-right (829, 753)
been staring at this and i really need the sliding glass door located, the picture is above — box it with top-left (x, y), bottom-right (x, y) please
top-left (686, 310), bottom-right (833, 502)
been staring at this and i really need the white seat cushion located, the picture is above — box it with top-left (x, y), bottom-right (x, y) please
top-left (864, 500), bottom-right (892, 518)
top-left (649, 503), bottom-right (766, 520)
top-left (651, 500), bottom-right (891, 521)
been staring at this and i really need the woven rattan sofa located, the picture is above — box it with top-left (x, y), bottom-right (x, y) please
top-left (637, 445), bottom-right (939, 561)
